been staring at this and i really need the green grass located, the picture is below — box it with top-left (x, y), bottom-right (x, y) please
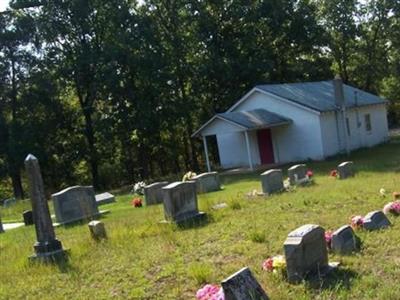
top-left (2, 139), bottom-right (400, 299)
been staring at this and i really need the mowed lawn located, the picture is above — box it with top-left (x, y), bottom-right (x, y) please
top-left (1, 139), bottom-right (400, 300)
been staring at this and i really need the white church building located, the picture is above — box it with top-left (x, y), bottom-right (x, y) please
top-left (193, 78), bottom-right (389, 171)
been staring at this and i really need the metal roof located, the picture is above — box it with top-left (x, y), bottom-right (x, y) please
top-left (256, 80), bottom-right (386, 112)
top-left (218, 109), bottom-right (291, 129)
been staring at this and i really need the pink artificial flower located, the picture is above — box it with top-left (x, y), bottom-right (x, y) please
top-left (330, 170), bottom-right (338, 177)
top-left (391, 201), bottom-right (400, 214)
top-left (350, 215), bottom-right (364, 229)
top-left (383, 202), bottom-right (394, 215)
top-left (307, 170), bottom-right (313, 178)
top-left (325, 230), bottom-right (333, 249)
top-left (196, 284), bottom-right (223, 300)
top-left (262, 257), bottom-right (274, 272)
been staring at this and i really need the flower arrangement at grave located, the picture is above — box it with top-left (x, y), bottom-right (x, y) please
top-left (330, 169), bottom-right (338, 178)
top-left (306, 170), bottom-right (314, 178)
top-left (383, 201), bottom-right (400, 216)
top-left (133, 181), bottom-right (146, 195)
top-left (350, 215), bottom-right (364, 229)
top-left (131, 198), bottom-right (142, 207)
top-left (325, 230), bottom-right (333, 249)
top-left (182, 171), bottom-right (197, 182)
top-left (196, 284), bottom-right (224, 300)
top-left (262, 255), bottom-right (286, 274)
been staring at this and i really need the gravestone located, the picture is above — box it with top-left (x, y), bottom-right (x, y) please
top-left (23, 210), bottom-right (34, 226)
top-left (144, 181), bottom-right (169, 205)
top-left (25, 154), bottom-right (67, 262)
top-left (221, 267), bottom-right (269, 300)
top-left (95, 192), bottom-right (115, 206)
top-left (284, 224), bottom-right (328, 283)
top-left (3, 198), bottom-right (16, 207)
top-left (88, 220), bottom-right (107, 240)
top-left (288, 164), bottom-right (307, 185)
top-left (260, 169), bottom-right (284, 194)
top-left (0, 215), bottom-right (4, 233)
top-left (337, 161), bottom-right (354, 179)
top-left (331, 225), bottom-right (358, 254)
top-left (162, 181), bottom-right (205, 223)
top-left (363, 210), bottom-right (391, 231)
top-left (52, 186), bottom-right (100, 225)
top-left (192, 172), bottom-right (221, 194)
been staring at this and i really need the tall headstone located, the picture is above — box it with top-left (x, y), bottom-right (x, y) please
top-left (260, 169), bottom-right (284, 194)
top-left (25, 154), bottom-right (66, 261)
top-left (0, 214), bottom-right (4, 233)
top-left (144, 181), bottom-right (169, 205)
top-left (221, 267), bottom-right (269, 300)
top-left (192, 172), bottom-right (221, 194)
top-left (288, 164), bottom-right (307, 185)
top-left (284, 224), bottom-right (328, 283)
top-left (162, 181), bottom-right (205, 223)
top-left (331, 225), bottom-right (358, 254)
top-left (337, 161), bottom-right (354, 179)
top-left (52, 186), bottom-right (100, 225)
top-left (363, 211), bottom-right (391, 231)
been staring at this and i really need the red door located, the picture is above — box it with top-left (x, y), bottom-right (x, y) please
top-left (257, 129), bottom-right (274, 165)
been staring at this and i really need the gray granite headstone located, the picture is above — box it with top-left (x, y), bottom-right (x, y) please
top-left (337, 161), bottom-right (354, 179)
top-left (95, 192), bottom-right (115, 206)
top-left (144, 181), bottom-right (169, 205)
top-left (221, 267), bottom-right (269, 300)
top-left (162, 181), bottom-right (205, 223)
top-left (260, 169), bottom-right (284, 194)
top-left (3, 198), bottom-right (16, 207)
top-left (52, 186), bottom-right (100, 225)
top-left (0, 214), bottom-right (4, 233)
top-left (363, 210), bottom-right (391, 231)
top-left (284, 224), bottom-right (328, 283)
top-left (288, 164), bottom-right (307, 185)
top-left (25, 154), bottom-right (66, 262)
top-left (88, 220), bottom-right (107, 240)
top-left (192, 172), bottom-right (221, 194)
top-left (331, 225), bottom-right (358, 254)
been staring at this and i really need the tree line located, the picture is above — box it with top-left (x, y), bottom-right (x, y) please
top-left (1, 0), bottom-right (399, 199)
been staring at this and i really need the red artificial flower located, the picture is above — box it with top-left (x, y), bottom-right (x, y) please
top-left (350, 215), bottom-right (364, 229)
top-left (330, 170), bottom-right (338, 177)
top-left (262, 257), bottom-right (274, 272)
top-left (306, 170), bottom-right (313, 178)
top-left (131, 198), bottom-right (142, 207)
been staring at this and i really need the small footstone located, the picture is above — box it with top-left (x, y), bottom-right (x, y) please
top-left (221, 267), bottom-right (269, 300)
top-left (88, 220), bottom-right (107, 240)
top-left (363, 211), bottom-right (391, 231)
top-left (331, 225), bottom-right (358, 254)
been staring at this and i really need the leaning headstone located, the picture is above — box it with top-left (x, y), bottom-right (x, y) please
top-left (288, 164), bottom-right (307, 185)
top-left (88, 220), bottom-right (107, 240)
top-left (221, 267), bottom-right (269, 300)
top-left (144, 181), bottom-right (169, 205)
top-left (23, 210), bottom-right (34, 226)
top-left (52, 186), bottom-right (100, 225)
top-left (95, 192), bottom-right (115, 206)
top-left (331, 225), bottom-right (358, 254)
top-left (25, 154), bottom-right (67, 262)
top-left (337, 161), bottom-right (354, 179)
top-left (0, 215), bottom-right (4, 233)
top-left (192, 172), bottom-right (221, 194)
top-left (162, 181), bottom-right (206, 223)
top-left (260, 169), bottom-right (284, 194)
top-left (284, 224), bottom-right (328, 283)
top-left (363, 210), bottom-right (391, 231)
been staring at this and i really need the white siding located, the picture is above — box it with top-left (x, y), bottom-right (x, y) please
top-left (231, 91), bottom-right (325, 163)
top-left (201, 118), bottom-right (243, 136)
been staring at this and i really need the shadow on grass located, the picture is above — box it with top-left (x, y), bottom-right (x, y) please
top-left (305, 268), bottom-right (358, 292)
top-left (175, 213), bottom-right (212, 230)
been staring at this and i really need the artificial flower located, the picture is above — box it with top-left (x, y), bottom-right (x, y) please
top-left (350, 215), bottom-right (364, 229)
top-left (196, 284), bottom-right (224, 300)
top-left (325, 230), bottom-right (333, 249)
top-left (306, 170), bottom-right (313, 178)
top-left (379, 188), bottom-right (386, 197)
top-left (383, 201), bottom-right (400, 215)
top-left (131, 198), bottom-right (142, 207)
top-left (262, 255), bottom-right (286, 273)
top-left (330, 170), bottom-right (338, 177)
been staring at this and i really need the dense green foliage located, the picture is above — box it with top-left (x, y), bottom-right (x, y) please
top-left (1, 138), bottom-right (400, 299)
top-left (1, 0), bottom-right (400, 198)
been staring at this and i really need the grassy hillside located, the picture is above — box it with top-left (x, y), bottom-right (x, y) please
top-left (1, 139), bottom-right (400, 299)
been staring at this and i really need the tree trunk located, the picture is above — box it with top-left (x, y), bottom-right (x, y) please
top-left (10, 169), bottom-right (24, 199)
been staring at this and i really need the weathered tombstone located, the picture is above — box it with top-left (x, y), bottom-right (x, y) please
top-left (23, 210), bottom-right (34, 226)
top-left (337, 161), bottom-right (354, 179)
top-left (284, 224), bottom-right (328, 283)
top-left (88, 220), bottom-right (107, 240)
top-left (25, 154), bottom-right (66, 262)
top-left (144, 181), bottom-right (169, 205)
top-left (288, 164), bottom-right (307, 185)
top-left (162, 181), bottom-right (206, 223)
top-left (3, 198), bottom-right (16, 208)
top-left (221, 267), bottom-right (269, 300)
top-left (95, 192), bottom-right (115, 206)
top-left (363, 210), bottom-right (391, 231)
top-left (260, 169), bottom-right (284, 194)
top-left (192, 172), bottom-right (221, 194)
top-left (331, 225), bottom-right (358, 254)
top-left (0, 214), bottom-right (4, 233)
top-left (52, 186), bottom-right (100, 225)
